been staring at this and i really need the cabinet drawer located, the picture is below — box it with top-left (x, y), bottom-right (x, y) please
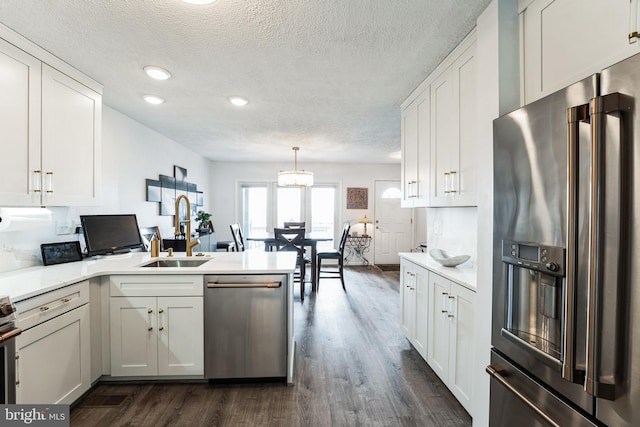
top-left (16, 281), bottom-right (89, 331)
top-left (110, 275), bottom-right (203, 297)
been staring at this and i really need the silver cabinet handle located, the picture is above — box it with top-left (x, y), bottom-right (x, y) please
top-left (45, 171), bottom-right (54, 194)
top-left (443, 171), bottom-right (450, 194)
top-left (32, 170), bottom-right (42, 193)
top-left (449, 170), bottom-right (457, 194)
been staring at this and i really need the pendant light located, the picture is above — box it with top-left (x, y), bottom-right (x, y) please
top-left (278, 147), bottom-right (314, 187)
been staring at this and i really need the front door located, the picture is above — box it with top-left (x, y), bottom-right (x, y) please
top-left (374, 180), bottom-right (413, 264)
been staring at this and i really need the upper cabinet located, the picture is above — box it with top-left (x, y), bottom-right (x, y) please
top-left (400, 90), bottom-right (430, 208)
top-left (521, 0), bottom-right (640, 103)
top-left (0, 25), bottom-right (102, 207)
top-left (401, 30), bottom-right (477, 208)
top-left (41, 65), bottom-right (102, 206)
top-left (429, 37), bottom-right (477, 207)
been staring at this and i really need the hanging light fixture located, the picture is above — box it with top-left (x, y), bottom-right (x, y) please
top-left (278, 147), bottom-right (314, 187)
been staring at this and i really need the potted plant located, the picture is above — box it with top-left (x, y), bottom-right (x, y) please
top-left (195, 210), bottom-right (214, 234)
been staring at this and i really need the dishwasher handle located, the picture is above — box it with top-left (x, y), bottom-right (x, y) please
top-left (207, 281), bottom-right (282, 289)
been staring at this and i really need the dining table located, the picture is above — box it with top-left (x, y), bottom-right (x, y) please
top-left (246, 232), bottom-right (333, 292)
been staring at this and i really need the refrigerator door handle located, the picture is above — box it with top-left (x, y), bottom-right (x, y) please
top-left (585, 93), bottom-right (629, 400)
top-left (487, 364), bottom-right (561, 427)
top-left (564, 104), bottom-right (589, 384)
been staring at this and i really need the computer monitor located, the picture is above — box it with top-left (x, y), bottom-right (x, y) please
top-left (80, 214), bottom-right (144, 257)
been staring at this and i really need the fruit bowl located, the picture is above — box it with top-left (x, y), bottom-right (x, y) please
top-left (429, 249), bottom-right (470, 267)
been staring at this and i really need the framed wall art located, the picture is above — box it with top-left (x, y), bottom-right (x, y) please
top-left (346, 187), bottom-right (368, 209)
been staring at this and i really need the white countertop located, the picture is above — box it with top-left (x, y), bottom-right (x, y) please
top-left (0, 250), bottom-right (298, 302)
top-left (399, 252), bottom-right (477, 290)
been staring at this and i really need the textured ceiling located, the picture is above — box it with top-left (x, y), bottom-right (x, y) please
top-left (0, 0), bottom-right (491, 163)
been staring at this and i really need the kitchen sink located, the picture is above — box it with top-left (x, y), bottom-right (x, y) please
top-left (141, 259), bottom-right (210, 268)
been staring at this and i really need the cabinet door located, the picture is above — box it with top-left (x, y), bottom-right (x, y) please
top-left (522, 0), bottom-right (632, 102)
top-left (427, 272), bottom-right (450, 382)
top-left (429, 67), bottom-right (455, 207)
top-left (412, 266), bottom-right (429, 360)
top-left (110, 297), bottom-right (158, 376)
top-left (415, 93), bottom-right (430, 207)
top-left (41, 64), bottom-right (101, 206)
top-left (16, 304), bottom-right (90, 404)
top-left (401, 100), bottom-right (419, 207)
top-left (0, 39), bottom-right (41, 206)
top-left (157, 297), bottom-right (204, 376)
top-left (448, 283), bottom-right (475, 413)
top-left (400, 261), bottom-right (416, 339)
top-left (451, 42), bottom-right (477, 206)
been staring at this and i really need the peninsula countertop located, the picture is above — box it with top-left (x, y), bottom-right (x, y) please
top-left (0, 251), bottom-right (298, 302)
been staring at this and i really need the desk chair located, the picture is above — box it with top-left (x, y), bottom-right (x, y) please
top-left (230, 223), bottom-right (245, 252)
top-left (316, 223), bottom-right (351, 291)
top-left (274, 227), bottom-right (307, 301)
top-left (140, 226), bottom-right (162, 252)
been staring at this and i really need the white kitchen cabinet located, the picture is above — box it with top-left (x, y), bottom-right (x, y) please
top-left (15, 282), bottom-right (91, 404)
top-left (429, 34), bottom-right (477, 207)
top-left (427, 272), bottom-right (475, 413)
top-left (0, 37), bottom-right (41, 206)
top-left (400, 90), bottom-right (430, 208)
top-left (521, 0), bottom-right (639, 103)
top-left (400, 259), bottom-right (429, 359)
top-left (41, 64), bottom-right (102, 206)
top-left (0, 26), bottom-right (102, 206)
top-left (109, 275), bottom-right (204, 377)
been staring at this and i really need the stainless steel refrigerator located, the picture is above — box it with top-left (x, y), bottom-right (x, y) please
top-left (490, 52), bottom-right (640, 426)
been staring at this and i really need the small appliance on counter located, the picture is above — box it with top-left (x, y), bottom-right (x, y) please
top-left (40, 241), bottom-right (83, 266)
top-left (0, 295), bottom-right (21, 404)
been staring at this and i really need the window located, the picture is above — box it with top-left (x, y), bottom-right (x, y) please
top-left (241, 184), bottom-right (268, 249)
top-left (239, 182), bottom-right (338, 248)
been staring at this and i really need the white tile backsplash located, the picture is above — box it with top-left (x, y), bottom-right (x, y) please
top-left (426, 207), bottom-right (478, 267)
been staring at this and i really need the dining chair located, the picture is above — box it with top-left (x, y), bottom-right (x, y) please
top-left (316, 223), bottom-right (351, 291)
top-left (284, 221), bottom-right (305, 228)
top-left (229, 223), bottom-right (245, 252)
top-left (274, 227), bottom-right (307, 301)
top-left (139, 226), bottom-right (162, 252)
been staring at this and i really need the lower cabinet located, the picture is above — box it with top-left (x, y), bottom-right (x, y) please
top-left (427, 272), bottom-right (475, 412)
top-left (110, 296), bottom-right (203, 376)
top-left (400, 259), bottom-right (429, 359)
top-left (15, 282), bottom-right (91, 404)
top-left (109, 275), bottom-right (203, 377)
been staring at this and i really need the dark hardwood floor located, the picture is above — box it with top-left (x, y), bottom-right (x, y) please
top-left (71, 266), bottom-right (471, 427)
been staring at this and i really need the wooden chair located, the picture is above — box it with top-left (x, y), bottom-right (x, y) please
top-left (140, 226), bottom-right (162, 252)
top-left (316, 223), bottom-right (351, 291)
top-left (284, 221), bottom-right (305, 228)
top-left (274, 227), bottom-right (307, 301)
top-left (229, 223), bottom-right (245, 252)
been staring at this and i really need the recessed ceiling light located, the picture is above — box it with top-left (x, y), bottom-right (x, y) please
top-left (144, 66), bottom-right (171, 80)
top-left (143, 95), bottom-right (165, 105)
top-left (229, 96), bottom-right (249, 107)
top-left (181, 0), bottom-right (216, 4)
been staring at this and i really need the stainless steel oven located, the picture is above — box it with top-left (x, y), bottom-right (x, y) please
top-left (0, 296), bottom-right (21, 404)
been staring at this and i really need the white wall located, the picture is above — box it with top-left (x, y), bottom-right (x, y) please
top-left (208, 161), bottom-right (400, 242)
top-left (0, 106), bottom-right (211, 272)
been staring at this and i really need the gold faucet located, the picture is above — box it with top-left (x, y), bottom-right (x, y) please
top-left (174, 195), bottom-right (200, 256)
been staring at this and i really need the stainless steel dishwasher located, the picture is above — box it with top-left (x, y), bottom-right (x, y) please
top-left (204, 274), bottom-right (287, 380)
